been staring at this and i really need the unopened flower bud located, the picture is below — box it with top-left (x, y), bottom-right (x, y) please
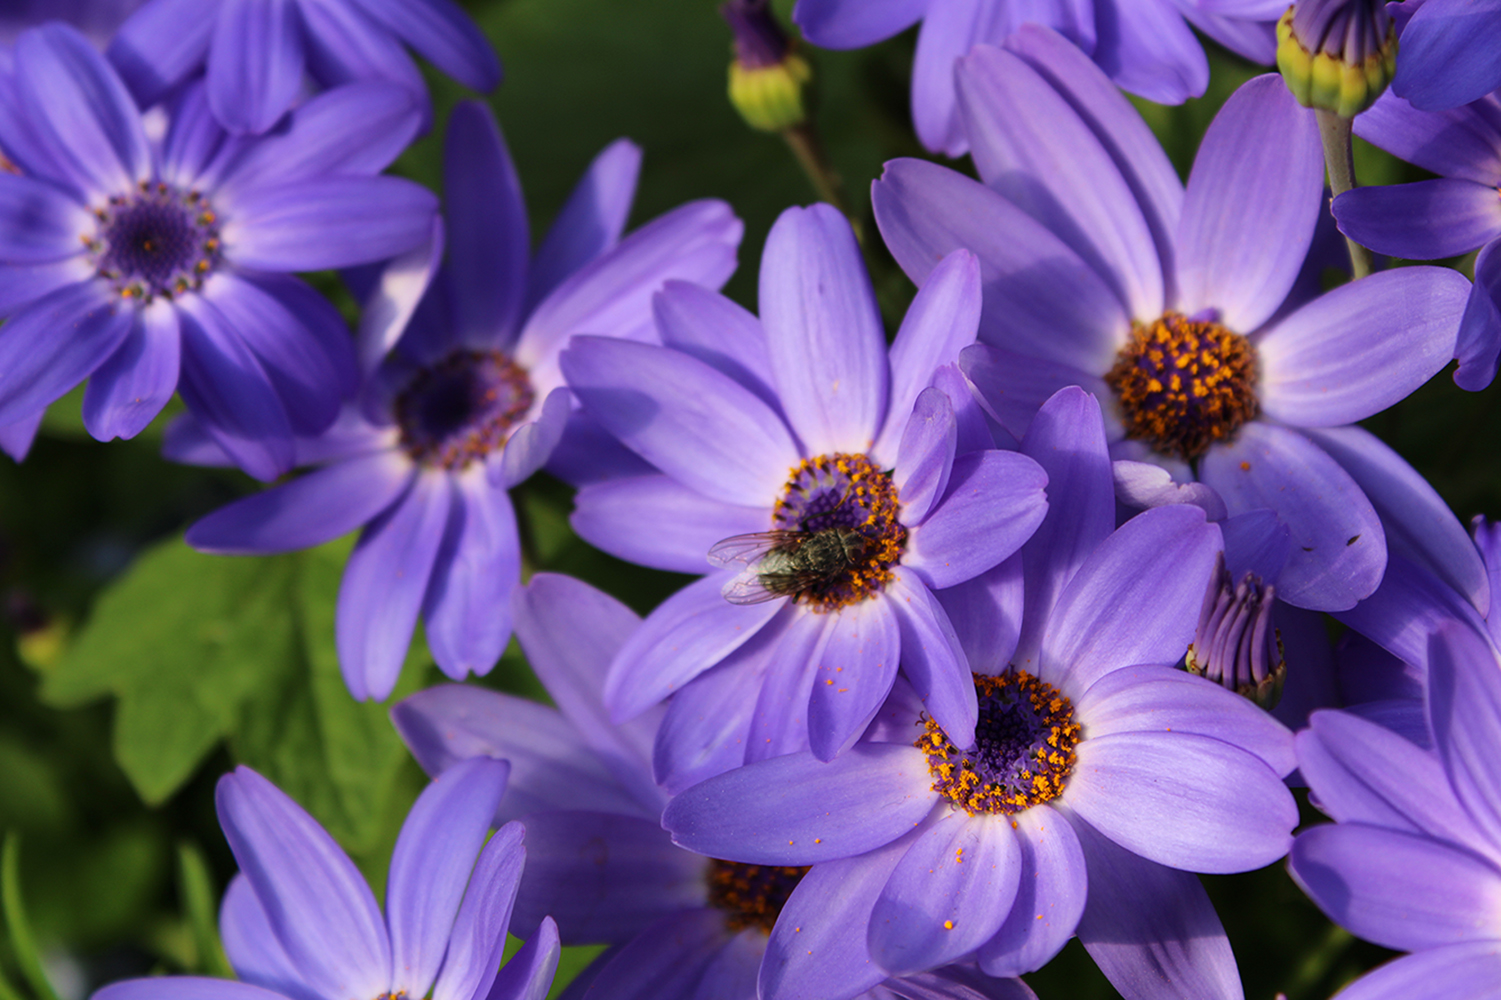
top-left (1185, 554), bottom-right (1286, 709)
top-left (1278, 0), bottom-right (1397, 118)
top-left (722, 0), bottom-right (811, 133)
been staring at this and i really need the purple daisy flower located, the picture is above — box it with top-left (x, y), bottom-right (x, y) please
top-left (182, 100), bottom-right (742, 701)
top-left (661, 387), bottom-right (1298, 1000)
top-left (791, 0), bottom-right (1280, 156)
top-left (0, 24), bottom-right (436, 474)
top-left (90, 758), bottom-right (560, 1000)
top-left (1288, 619), bottom-right (1501, 1000)
top-left (1331, 87), bottom-right (1501, 390)
top-left (872, 25), bottom-right (1472, 613)
top-left (560, 202), bottom-right (1050, 774)
top-left (1389, 0), bottom-right (1501, 111)
top-left (108, 0), bottom-right (499, 135)
top-left (394, 572), bottom-right (1039, 1000)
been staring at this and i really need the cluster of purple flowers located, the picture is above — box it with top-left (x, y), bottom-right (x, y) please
top-left (4, 1), bottom-right (1500, 999)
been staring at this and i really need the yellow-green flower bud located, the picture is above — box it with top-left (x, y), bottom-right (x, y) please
top-left (1277, 1), bottom-right (1398, 119)
top-left (722, 0), bottom-right (811, 133)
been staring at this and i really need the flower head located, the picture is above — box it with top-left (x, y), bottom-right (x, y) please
top-left (872, 25), bottom-right (1471, 614)
top-left (181, 100), bottom-right (741, 701)
top-left (90, 759), bottom-right (559, 1000)
top-left (561, 202), bottom-right (1049, 779)
top-left (1389, 0), bottom-right (1501, 111)
top-left (109, 0), bottom-right (500, 134)
top-left (662, 388), bottom-right (1298, 1000)
top-left (0, 24), bottom-right (437, 474)
top-left (1277, 0), bottom-right (1397, 118)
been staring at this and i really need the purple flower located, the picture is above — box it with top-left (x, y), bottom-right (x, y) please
top-left (661, 388), bottom-right (1298, 1000)
top-left (108, 0), bottom-right (499, 135)
top-left (1332, 87), bottom-right (1501, 390)
top-left (1288, 619), bottom-right (1501, 999)
top-left (182, 100), bottom-right (742, 701)
top-left (89, 758), bottom-right (560, 1000)
top-left (560, 202), bottom-right (1049, 777)
top-left (0, 24), bottom-right (437, 474)
top-left (394, 572), bottom-right (1038, 1000)
top-left (791, 0), bottom-right (1280, 156)
top-left (1389, 0), bottom-right (1501, 111)
top-left (872, 26), bottom-right (1472, 613)
top-left (0, 0), bottom-right (146, 47)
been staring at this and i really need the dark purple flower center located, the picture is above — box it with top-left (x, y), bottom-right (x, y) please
top-left (394, 350), bottom-right (535, 470)
top-left (760, 453), bottom-right (905, 611)
top-left (707, 859), bottom-right (808, 933)
top-left (1187, 555), bottom-right (1285, 707)
top-left (917, 671), bottom-right (1080, 815)
top-left (87, 181), bottom-right (221, 302)
top-left (1105, 312), bottom-right (1259, 462)
top-left (1288, 0), bottom-right (1392, 62)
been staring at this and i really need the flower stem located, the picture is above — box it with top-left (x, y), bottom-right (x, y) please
top-left (1315, 109), bottom-right (1374, 280)
top-left (781, 122), bottom-right (863, 244)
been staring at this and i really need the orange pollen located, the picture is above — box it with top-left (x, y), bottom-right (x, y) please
top-left (707, 859), bottom-right (809, 933)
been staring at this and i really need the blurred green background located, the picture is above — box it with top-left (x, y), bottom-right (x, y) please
top-left (0, 1), bottom-right (1491, 999)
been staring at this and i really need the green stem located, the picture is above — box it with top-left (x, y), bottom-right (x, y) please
top-left (1, 835), bottom-right (60, 1000)
top-left (1316, 109), bottom-right (1374, 280)
top-left (781, 123), bottom-right (862, 244)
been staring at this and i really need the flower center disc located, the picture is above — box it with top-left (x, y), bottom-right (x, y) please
top-left (766, 453), bottom-right (905, 611)
top-left (707, 859), bottom-right (808, 933)
top-left (1105, 312), bottom-right (1258, 462)
top-left (89, 181), bottom-right (221, 301)
top-left (917, 671), bottom-right (1080, 815)
top-left (394, 350), bottom-right (535, 470)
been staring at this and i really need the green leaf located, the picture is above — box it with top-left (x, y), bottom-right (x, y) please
top-left (176, 842), bottom-right (233, 979)
top-left (1, 835), bottom-right (60, 1000)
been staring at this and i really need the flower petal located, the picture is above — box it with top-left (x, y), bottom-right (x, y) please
top-left (336, 471), bottom-right (451, 701)
top-left (958, 343), bottom-right (1108, 443)
top-left (387, 757), bottom-right (511, 997)
top-left (1090, 0), bottom-right (1208, 104)
top-left (219, 876), bottom-right (316, 1000)
top-left (353, 0), bottom-right (502, 92)
top-left (976, 804), bottom-right (1086, 978)
top-left (1175, 75), bottom-right (1322, 333)
top-left (357, 215), bottom-right (445, 371)
top-left (509, 809), bottom-right (705, 945)
top-left (605, 572), bottom-right (782, 721)
top-left (207, 0), bottom-right (305, 135)
top-left (527, 139), bottom-right (641, 311)
top-left (888, 569), bottom-right (975, 750)
top-left (0, 280), bottom-right (132, 429)
top-left (1041, 504), bottom-right (1220, 693)
top-left (869, 812), bottom-right (1021, 975)
top-left (1456, 237), bottom-right (1501, 391)
top-left (1392, 0), bottom-right (1501, 110)
top-left (215, 766), bottom-right (390, 1000)
top-left (1065, 731), bottom-right (1296, 873)
top-left (497, 385), bottom-right (571, 488)
top-left (106, 0), bottom-right (215, 109)
top-left (809, 597), bottom-right (901, 761)
top-left (0, 174), bottom-right (92, 262)
top-left (92, 980), bottom-right (293, 1000)
top-left (760, 204), bottom-right (888, 454)
top-left (652, 279), bottom-right (777, 410)
top-left (662, 743), bottom-right (937, 866)
top-left (936, 556), bottom-right (1024, 677)
top-left (0, 412), bottom-right (43, 462)
top-left (792, 0), bottom-right (926, 48)
top-left (1318, 943), bottom-right (1501, 1000)
top-left (904, 449), bottom-right (1050, 590)
top-left (1428, 620), bottom-right (1501, 849)
top-left (653, 655), bottom-right (766, 796)
top-left (1071, 811), bottom-right (1244, 1000)
top-left (226, 176), bottom-right (438, 272)
top-left (1353, 91), bottom-right (1501, 184)
top-left (1199, 423), bottom-right (1385, 611)
top-left (430, 822), bottom-right (527, 1000)
top-left (482, 916), bottom-right (559, 1000)
top-left (561, 336), bottom-right (799, 507)
top-left (81, 301), bottom-right (180, 441)
top-left (1333, 179), bottom-right (1501, 259)
top-left (422, 470), bottom-right (519, 681)
top-left (572, 474), bottom-right (768, 576)
top-left (893, 387), bottom-right (958, 526)
top-left (565, 909), bottom-right (729, 1000)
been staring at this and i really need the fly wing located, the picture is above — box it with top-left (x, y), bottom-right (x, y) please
top-left (707, 530), bottom-right (797, 568)
top-left (719, 570), bottom-right (790, 605)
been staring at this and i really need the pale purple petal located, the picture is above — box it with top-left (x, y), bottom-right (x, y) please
top-left (570, 909), bottom-right (729, 1000)
top-left (793, 0), bottom-right (925, 47)
top-left (1428, 621), bottom-right (1501, 848)
top-left (1012, 386), bottom-right (1115, 675)
top-left (81, 302), bottom-right (180, 441)
top-left (605, 572), bottom-right (782, 721)
top-left (215, 766), bottom-right (391, 1000)
top-left (869, 812), bottom-right (1021, 975)
top-left (1176, 75), bottom-right (1322, 333)
top-left (92, 980), bottom-right (293, 1000)
top-left (207, 0), bottom-right (305, 135)
top-left (1259, 266), bottom-right (1466, 425)
top-left (0, 412), bottom-right (42, 462)
top-left (1199, 423), bottom-right (1385, 611)
top-left (297, 2), bottom-right (426, 117)
top-left (652, 279), bottom-right (777, 410)
top-left (1320, 943), bottom-right (1501, 1000)
top-left (0, 280), bottom-right (131, 429)
top-left (893, 387), bottom-right (957, 526)
top-left (662, 743), bottom-right (937, 865)
top-left (0, 257), bottom-right (93, 315)
top-left (337, 471), bottom-right (451, 701)
top-left (888, 569), bottom-right (975, 750)
top-left (653, 656), bottom-right (766, 796)
top-left (357, 215), bottom-right (444, 371)
top-left (509, 810), bottom-right (705, 945)
top-left (423, 469), bottom-right (519, 681)
top-left (873, 159), bottom-right (1129, 375)
top-left (903, 449), bottom-right (1049, 590)
top-left (1041, 504), bottom-right (1220, 692)
top-left (1112, 460), bottom-right (1227, 521)
top-left (760, 203), bottom-right (888, 454)
top-left (572, 474), bottom-right (768, 576)
top-left (107, 0), bottom-right (215, 109)
top-left (560, 336), bottom-right (799, 507)
top-left (1071, 812), bottom-right (1244, 1000)
top-left (958, 343), bottom-right (1107, 443)
top-left (219, 876), bottom-right (318, 1000)
top-left (225, 176), bottom-right (438, 271)
top-left (1065, 731), bottom-right (1296, 872)
top-left (485, 917), bottom-right (559, 1000)
top-left (1333, 553), bottom-right (1487, 670)
top-left (187, 449), bottom-right (414, 554)
top-left (444, 101), bottom-right (527, 350)
top-left (0, 174), bottom-right (91, 262)
top-left (1393, 0), bottom-right (1501, 110)
top-left (1353, 91), bottom-right (1501, 184)
top-left (1456, 238), bottom-right (1501, 391)
top-left (744, 609), bottom-right (827, 765)
top-left (976, 804), bottom-right (1086, 977)
top-left (936, 556), bottom-right (1024, 677)
top-left (957, 44), bottom-right (1164, 321)
top-left (387, 757), bottom-right (511, 997)
top-left (1090, 0), bottom-right (1208, 105)
top-left (527, 139), bottom-right (641, 311)
top-left (809, 597), bottom-right (901, 761)
top-left (497, 386), bottom-right (570, 488)
top-left (430, 822), bottom-right (527, 1000)
top-left (1302, 425), bottom-right (1487, 612)
top-left (351, 0), bottom-right (501, 93)
top-left (1333, 179), bottom-right (1501, 259)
